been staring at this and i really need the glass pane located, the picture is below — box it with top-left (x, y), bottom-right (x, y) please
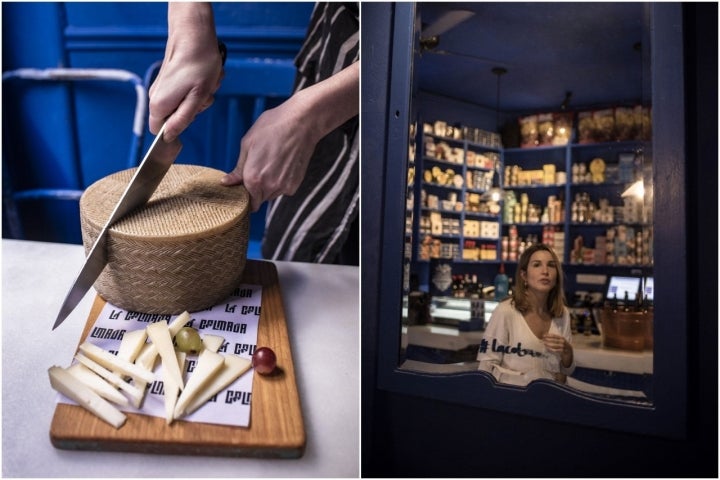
top-left (398, 3), bottom-right (654, 406)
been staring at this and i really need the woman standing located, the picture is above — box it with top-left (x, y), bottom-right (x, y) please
top-left (478, 244), bottom-right (575, 386)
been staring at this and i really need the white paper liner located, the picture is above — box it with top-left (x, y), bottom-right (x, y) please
top-left (55, 283), bottom-right (262, 428)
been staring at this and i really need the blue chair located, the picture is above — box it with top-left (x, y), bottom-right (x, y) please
top-left (2, 68), bottom-right (146, 244)
top-left (143, 57), bottom-right (297, 259)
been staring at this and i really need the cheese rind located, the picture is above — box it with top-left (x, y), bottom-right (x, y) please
top-left (183, 354), bottom-right (252, 416)
top-left (66, 363), bottom-right (129, 406)
top-left (146, 320), bottom-right (184, 390)
top-left (173, 349), bottom-right (225, 419)
top-left (78, 341), bottom-right (155, 384)
top-left (49, 366), bottom-right (127, 429)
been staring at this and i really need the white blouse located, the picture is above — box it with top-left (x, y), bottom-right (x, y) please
top-left (477, 299), bottom-right (575, 386)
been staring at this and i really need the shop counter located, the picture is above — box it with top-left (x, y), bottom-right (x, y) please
top-left (403, 323), bottom-right (653, 375)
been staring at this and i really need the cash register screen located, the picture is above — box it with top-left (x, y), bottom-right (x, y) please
top-left (644, 277), bottom-right (654, 301)
top-left (606, 276), bottom-right (641, 301)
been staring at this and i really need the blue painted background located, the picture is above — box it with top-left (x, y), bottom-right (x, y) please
top-left (2, 2), bottom-right (314, 249)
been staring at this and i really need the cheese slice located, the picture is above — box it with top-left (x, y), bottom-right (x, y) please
top-left (182, 354), bottom-right (252, 416)
top-left (163, 351), bottom-right (186, 425)
top-left (78, 342), bottom-right (155, 384)
top-left (66, 363), bottom-right (128, 406)
top-left (146, 320), bottom-right (184, 391)
top-left (135, 312), bottom-right (190, 370)
top-left (202, 334), bottom-right (225, 353)
top-left (135, 342), bottom-right (160, 371)
top-left (133, 314), bottom-right (189, 408)
top-left (117, 329), bottom-right (147, 363)
top-left (49, 366), bottom-right (127, 429)
top-left (74, 353), bottom-right (144, 408)
top-left (173, 349), bottom-right (225, 419)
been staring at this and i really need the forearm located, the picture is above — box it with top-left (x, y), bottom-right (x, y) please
top-left (166, 3), bottom-right (218, 59)
top-left (291, 61), bottom-right (359, 141)
top-left (149, 2), bottom-right (222, 138)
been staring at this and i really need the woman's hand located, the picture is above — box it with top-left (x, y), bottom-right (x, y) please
top-left (149, 3), bottom-right (223, 142)
top-left (221, 61), bottom-right (359, 212)
top-left (543, 333), bottom-right (574, 368)
top-left (220, 91), bottom-right (321, 212)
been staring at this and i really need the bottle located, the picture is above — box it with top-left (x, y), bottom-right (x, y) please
top-left (636, 284), bottom-right (646, 313)
top-left (470, 274), bottom-right (480, 298)
top-left (494, 263), bottom-right (509, 301)
top-left (623, 291), bottom-right (630, 312)
top-left (611, 293), bottom-right (618, 313)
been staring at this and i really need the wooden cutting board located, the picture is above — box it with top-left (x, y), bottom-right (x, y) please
top-left (50, 260), bottom-right (306, 458)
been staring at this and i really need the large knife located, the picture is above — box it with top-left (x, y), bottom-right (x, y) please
top-left (52, 123), bottom-right (182, 330)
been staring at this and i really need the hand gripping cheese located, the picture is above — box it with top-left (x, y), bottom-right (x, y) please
top-left (79, 165), bottom-right (250, 314)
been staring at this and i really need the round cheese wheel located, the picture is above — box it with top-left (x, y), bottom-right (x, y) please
top-left (80, 165), bottom-right (250, 314)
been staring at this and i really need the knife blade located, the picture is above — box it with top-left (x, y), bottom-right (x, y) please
top-left (53, 122), bottom-right (182, 330)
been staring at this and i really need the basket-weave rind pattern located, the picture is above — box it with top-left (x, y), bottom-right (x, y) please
top-left (80, 165), bottom-right (250, 313)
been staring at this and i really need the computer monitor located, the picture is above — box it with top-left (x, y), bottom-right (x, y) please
top-left (644, 277), bottom-right (654, 302)
top-left (605, 276), bottom-right (641, 302)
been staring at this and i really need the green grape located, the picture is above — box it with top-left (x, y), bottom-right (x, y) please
top-left (175, 327), bottom-right (204, 354)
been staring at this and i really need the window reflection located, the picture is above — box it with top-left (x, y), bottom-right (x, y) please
top-left (399, 3), bottom-right (653, 405)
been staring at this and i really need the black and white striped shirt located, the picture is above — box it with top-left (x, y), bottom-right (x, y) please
top-left (261, 2), bottom-right (359, 264)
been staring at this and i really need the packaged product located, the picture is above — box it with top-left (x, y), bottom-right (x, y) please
top-left (592, 109), bottom-right (615, 142)
top-left (537, 113), bottom-right (555, 146)
top-left (614, 106), bottom-right (638, 141)
top-left (577, 111), bottom-right (594, 144)
top-left (552, 112), bottom-right (574, 145)
top-left (519, 115), bottom-right (539, 147)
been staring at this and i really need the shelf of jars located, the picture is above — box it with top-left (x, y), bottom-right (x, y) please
top-left (413, 121), bottom-right (503, 264)
top-left (499, 126), bottom-right (652, 267)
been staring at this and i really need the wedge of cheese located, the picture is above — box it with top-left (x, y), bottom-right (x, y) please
top-left (78, 342), bottom-right (155, 384)
top-left (49, 366), bottom-right (127, 429)
top-left (173, 349), bottom-right (225, 419)
top-left (117, 329), bottom-right (147, 363)
top-left (135, 312), bottom-right (190, 370)
top-left (74, 352), bottom-right (144, 408)
top-left (146, 320), bottom-right (184, 391)
top-left (133, 314), bottom-right (190, 408)
top-left (66, 363), bottom-right (128, 406)
top-left (202, 334), bottom-right (225, 353)
top-left (182, 354), bottom-right (252, 416)
top-left (164, 351), bottom-right (186, 425)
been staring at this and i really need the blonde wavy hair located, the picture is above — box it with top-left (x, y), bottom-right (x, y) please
top-left (511, 243), bottom-right (566, 318)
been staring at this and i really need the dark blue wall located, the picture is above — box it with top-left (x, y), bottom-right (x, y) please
top-left (2, 2), bottom-right (313, 244)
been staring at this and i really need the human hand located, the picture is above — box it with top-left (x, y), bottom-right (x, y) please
top-left (220, 93), bottom-right (321, 212)
top-left (149, 3), bottom-right (223, 142)
top-left (543, 333), bottom-right (573, 367)
top-left (221, 61), bottom-right (359, 212)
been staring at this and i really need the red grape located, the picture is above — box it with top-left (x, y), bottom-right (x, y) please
top-left (252, 347), bottom-right (276, 375)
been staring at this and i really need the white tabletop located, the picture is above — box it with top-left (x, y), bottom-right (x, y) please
top-left (1, 239), bottom-right (359, 477)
